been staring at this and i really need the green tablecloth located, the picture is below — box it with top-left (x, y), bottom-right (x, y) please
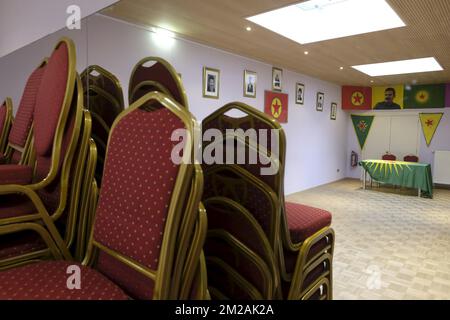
top-left (360, 160), bottom-right (433, 198)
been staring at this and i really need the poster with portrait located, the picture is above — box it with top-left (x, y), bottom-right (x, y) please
top-left (244, 70), bottom-right (257, 98)
top-left (330, 102), bottom-right (337, 120)
top-left (316, 92), bottom-right (324, 111)
top-left (272, 67), bottom-right (282, 91)
top-left (372, 85), bottom-right (404, 109)
top-left (203, 67), bottom-right (220, 99)
top-left (296, 83), bottom-right (305, 105)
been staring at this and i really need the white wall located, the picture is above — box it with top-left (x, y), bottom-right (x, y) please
top-left (0, 0), bottom-right (118, 58)
top-left (0, 14), bottom-right (347, 195)
top-left (346, 108), bottom-right (450, 179)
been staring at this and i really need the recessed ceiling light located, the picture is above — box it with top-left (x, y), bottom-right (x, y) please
top-left (339, 66), bottom-right (344, 70)
top-left (246, 26), bottom-right (252, 31)
top-left (246, 0), bottom-right (405, 44)
top-left (304, 51), bottom-right (309, 55)
top-left (352, 57), bottom-right (443, 76)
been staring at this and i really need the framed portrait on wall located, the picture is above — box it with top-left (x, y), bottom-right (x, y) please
top-left (272, 67), bottom-right (282, 91)
top-left (203, 67), bottom-right (220, 99)
top-left (316, 92), bottom-right (324, 111)
top-left (295, 83), bottom-right (305, 105)
top-left (330, 102), bottom-right (337, 120)
top-left (244, 70), bottom-right (257, 98)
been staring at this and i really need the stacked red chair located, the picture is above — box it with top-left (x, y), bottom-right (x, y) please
top-left (201, 102), bottom-right (334, 300)
top-left (0, 60), bottom-right (47, 166)
top-left (80, 65), bottom-right (124, 187)
top-left (0, 91), bottom-right (204, 300)
top-left (0, 38), bottom-right (97, 269)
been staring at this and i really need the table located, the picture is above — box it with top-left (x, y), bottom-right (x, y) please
top-left (360, 159), bottom-right (433, 198)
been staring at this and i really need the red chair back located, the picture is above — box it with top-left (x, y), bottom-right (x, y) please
top-left (7, 61), bottom-right (47, 163)
top-left (382, 153), bottom-right (396, 161)
top-left (90, 95), bottom-right (194, 299)
top-left (404, 155), bottom-right (419, 162)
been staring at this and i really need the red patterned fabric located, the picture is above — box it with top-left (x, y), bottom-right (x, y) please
top-left (93, 107), bottom-right (184, 297)
top-left (0, 165), bottom-right (32, 185)
top-left (0, 261), bottom-right (128, 300)
top-left (0, 154), bottom-right (5, 164)
top-left (0, 231), bottom-right (46, 260)
top-left (33, 42), bottom-right (69, 156)
top-left (382, 154), bottom-right (396, 161)
top-left (204, 236), bottom-right (268, 297)
top-left (404, 155), bottom-right (419, 162)
top-left (0, 195), bottom-right (36, 219)
top-left (203, 169), bottom-right (273, 239)
top-left (205, 200), bottom-right (273, 268)
top-left (285, 202), bottom-right (332, 244)
top-left (96, 251), bottom-right (154, 299)
top-left (9, 65), bottom-right (46, 147)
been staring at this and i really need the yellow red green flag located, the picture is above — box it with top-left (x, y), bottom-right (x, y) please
top-left (419, 113), bottom-right (443, 146)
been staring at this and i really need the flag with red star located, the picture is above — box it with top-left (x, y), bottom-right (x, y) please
top-left (264, 91), bottom-right (288, 123)
top-left (351, 114), bottom-right (374, 150)
top-left (419, 113), bottom-right (443, 146)
top-left (404, 84), bottom-right (446, 109)
top-left (342, 86), bottom-right (372, 110)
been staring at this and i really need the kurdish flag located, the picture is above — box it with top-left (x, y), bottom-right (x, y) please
top-left (351, 115), bottom-right (374, 150)
top-left (404, 84), bottom-right (446, 109)
top-left (419, 113), bottom-right (443, 146)
top-left (342, 86), bottom-right (372, 110)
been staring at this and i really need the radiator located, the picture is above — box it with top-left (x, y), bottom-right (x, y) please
top-left (434, 150), bottom-right (450, 185)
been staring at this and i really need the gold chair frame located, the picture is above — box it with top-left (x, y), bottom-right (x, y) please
top-left (0, 97), bottom-right (13, 154)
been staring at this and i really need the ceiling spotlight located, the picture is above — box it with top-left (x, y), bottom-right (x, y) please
top-left (339, 66), bottom-right (344, 70)
top-left (246, 26), bottom-right (252, 31)
top-left (304, 51), bottom-right (309, 55)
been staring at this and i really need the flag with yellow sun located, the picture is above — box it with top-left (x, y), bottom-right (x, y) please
top-left (419, 113), bottom-right (443, 146)
top-left (264, 91), bottom-right (288, 123)
top-left (404, 84), bottom-right (446, 109)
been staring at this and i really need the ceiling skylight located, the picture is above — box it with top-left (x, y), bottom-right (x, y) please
top-left (352, 57), bottom-right (444, 76)
top-left (246, 0), bottom-right (405, 44)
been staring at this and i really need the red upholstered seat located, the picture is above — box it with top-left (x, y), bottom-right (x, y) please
top-left (285, 202), bottom-right (332, 244)
top-left (0, 165), bottom-right (33, 185)
top-left (0, 261), bottom-right (129, 300)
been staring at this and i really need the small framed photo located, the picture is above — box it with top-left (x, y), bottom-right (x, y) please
top-left (330, 102), bottom-right (337, 120)
top-left (295, 83), bottom-right (305, 105)
top-left (203, 67), bottom-right (220, 99)
top-left (243, 70), bottom-right (257, 98)
top-left (316, 92), bottom-right (324, 111)
top-left (272, 67), bottom-right (282, 91)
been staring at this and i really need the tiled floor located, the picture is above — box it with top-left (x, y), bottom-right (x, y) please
top-left (286, 179), bottom-right (450, 300)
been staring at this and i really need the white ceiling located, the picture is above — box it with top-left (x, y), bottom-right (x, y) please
top-left (0, 0), bottom-right (118, 58)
